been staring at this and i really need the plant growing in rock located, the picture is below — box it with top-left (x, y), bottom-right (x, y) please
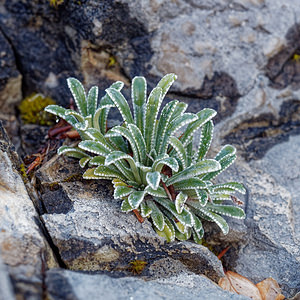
top-left (45, 74), bottom-right (246, 243)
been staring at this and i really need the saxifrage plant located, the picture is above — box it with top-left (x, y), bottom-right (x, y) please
top-left (45, 74), bottom-right (246, 243)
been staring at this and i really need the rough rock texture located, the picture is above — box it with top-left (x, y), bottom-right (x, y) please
top-left (0, 254), bottom-right (15, 300)
top-left (46, 268), bottom-right (249, 300)
top-left (0, 0), bottom-right (300, 298)
top-left (0, 29), bottom-right (22, 113)
top-left (36, 154), bottom-right (225, 282)
top-left (0, 123), bottom-right (57, 300)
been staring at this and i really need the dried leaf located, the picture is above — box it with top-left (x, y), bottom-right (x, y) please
top-left (219, 271), bottom-right (262, 300)
top-left (256, 278), bottom-right (285, 300)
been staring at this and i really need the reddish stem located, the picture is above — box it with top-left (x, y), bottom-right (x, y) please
top-left (133, 209), bottom-right (144, 223)
top-left (161, 181), bottom-right (173, 201)
top-left (48, 125), bottom-right (72, 139)
top-left (217, 245), bottom-right (231, 260)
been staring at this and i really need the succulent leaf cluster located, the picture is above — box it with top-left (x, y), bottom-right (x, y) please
top-left (45, 74), bottom-right (246, 243)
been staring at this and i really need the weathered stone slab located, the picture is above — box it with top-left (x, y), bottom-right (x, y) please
top-left (205, 136), bottom-right (300, 297)
top-left (0, 123), bottom-right (57, 299)
top-left (37, 154), bottom-right (224, 282)
top-left (46, 268), bottom-right (249, 300)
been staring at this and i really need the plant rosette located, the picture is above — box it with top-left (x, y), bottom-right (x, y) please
top-left (45, 74), bottom-right (246, 243)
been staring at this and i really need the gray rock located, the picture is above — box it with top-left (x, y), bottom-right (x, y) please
top-left (0, 254), bottom-right (14, 300)
top-left (46, 268), bottom-right (249, 300)
top-left (0, 123), bottom-right (57, 299)
top-left (205, 137), bottom-right (300, 297)
top-left (0, 30), bottom-right (22, 114)
top-left (36, 154), bottom-right (224, 282)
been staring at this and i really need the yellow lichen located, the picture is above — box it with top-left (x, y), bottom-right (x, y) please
top-left (292, 53), bottom-right (300, 62)
top-left (19, 163), bottom-right (28, 183)
top-left (128, 260), bottom-right (147, 275)
top-left (19, 93), bottom-right (56, 125)
top-left (49, 0), bottom-right (64, 7)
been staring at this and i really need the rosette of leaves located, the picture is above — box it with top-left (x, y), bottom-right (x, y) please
top-left (45, 74), bottom-right (246, 243)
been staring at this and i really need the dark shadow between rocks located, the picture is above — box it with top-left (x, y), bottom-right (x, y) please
top-left (168, 72), bottom-right (241, 123)
top-left (265, 23), bottom-right (300, 90)
top-left (223, 99), bottom-right (300, 161)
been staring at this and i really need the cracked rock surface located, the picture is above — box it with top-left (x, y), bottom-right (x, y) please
top-left (0, 0), bottom-right (300, 298)
top-left (0, 123), bottom-right (57, 299)
top-left (46, 268), bottom-right (248, 300)
top-left (36, 154), bottom-right (225, 282)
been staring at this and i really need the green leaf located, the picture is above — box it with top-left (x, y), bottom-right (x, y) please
top-left (146, 171), bottom-right (161, 190)
top-left (74, 120), bottom-right (89, 131)
top-left (97, 81), bottom-right (124, 133)
top-left (155, 100), bottom-right (179, 154)
top-left (140, 202), bottom-right (152, 218)
top-left (159, 113), bottom-right (198, 155)
top-left (147, 200), bottom-right (165, 231)
top-left (85, 128), bottom-right (111, 146)
top-left (175, 192), bottom-right (188, 214)
top-left (57, 146), bottom-right (89, 159)
top-left (215, 144), bottom-right (236, 161)
top-left (79, 157), bottom-right (90, 168)
top-left (94, 165), bottom-right (127, 181)
top-left (64, 110), bottom-right (86, 123)
top-left (89, 156), bottom-right (105, 166)
top-left (173, 178), bottom-right (206, 190)
top-left (188, 200), bottom-right (229, 235)
top-left (171, 102), bottom-right (188, 119)
top-left (190, 212), bottom-right (203, 233)
top-left (87, 86), bottom-right (98, 116)
top-left (114, 186), bottom-right (134, 199)
top-left (196, 189), bottom-right (208, 206)
top-left (128, 124), bottom-right (146, 164)
top-left (154, 197), bottom-right (193, 227)
top-left (175, 228), bottom-right (191, 241)
top-left (45, 104), bottom-right (68, 119)
top-left (106, 126), bottom-right (139, 162)
top-left (105, 151), bottom-right (141, 183)
top-left (166, 159), bottom-right (221, 186)
top-left (132, 76), bottom-right (147, 133)
top-left (121, 198), bottom-right (134, 212)
top-left (106, 88), bottom-right (134, 124)
top-left (83, 168), bottom-right (111, 180)
top-left (192, 228), bottom-right (204, 244)
top-left (168, 136), bottom-right (187, 169)
top-left (202, 154), bottom-right (236, 181)
top-left (195, 120), bottom-right (214, 162)
top-left (145, 186), bottom-right (168, 198)
top-left (128, 191), bottom-right (145, 209)
top-left (153, 156), bottom-right (179, 173)
top-left (156, 73), bottom-right (177, 99)
top-left (67, 78), bottom-right (87, 116)
top-left (206, 203), bottom-right (246, 219)
top-left (180, 108), bottom-right (217, 146)
top-left (155, 216), bottom-right (175, 242)
top-left (144, 87), bottom-right (163, 152)
top-left (212, 182), bottom-right (246, 194)
top-left (79, 140), bottom-right (110, 156)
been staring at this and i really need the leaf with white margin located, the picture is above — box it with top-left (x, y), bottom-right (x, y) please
top-left (147, 200), bottom-right (165, 231)
top-left (67, 77), bottom-right (87, 116)
top-left (166, 159), bottom-right (221, 186)
top-left (114, 186), bottom-right (134, 199)
top-left (146, 171), bottom-right (161, 190)
top-left (175, 192), bottom-right (188, 214)
top-left (106, 87), bottom-right (134, 124)
top-left (128, 191), bottom-right (145, 209)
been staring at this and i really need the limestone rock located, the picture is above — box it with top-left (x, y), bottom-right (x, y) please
top-left (36, 154), bottom-right (225, 282)
top-left (0, 30), bottom-right (22, 114)
top-left (0, 122), bottom-right (57, 299)
top-left (46, 268), bottom-right (249, 300)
